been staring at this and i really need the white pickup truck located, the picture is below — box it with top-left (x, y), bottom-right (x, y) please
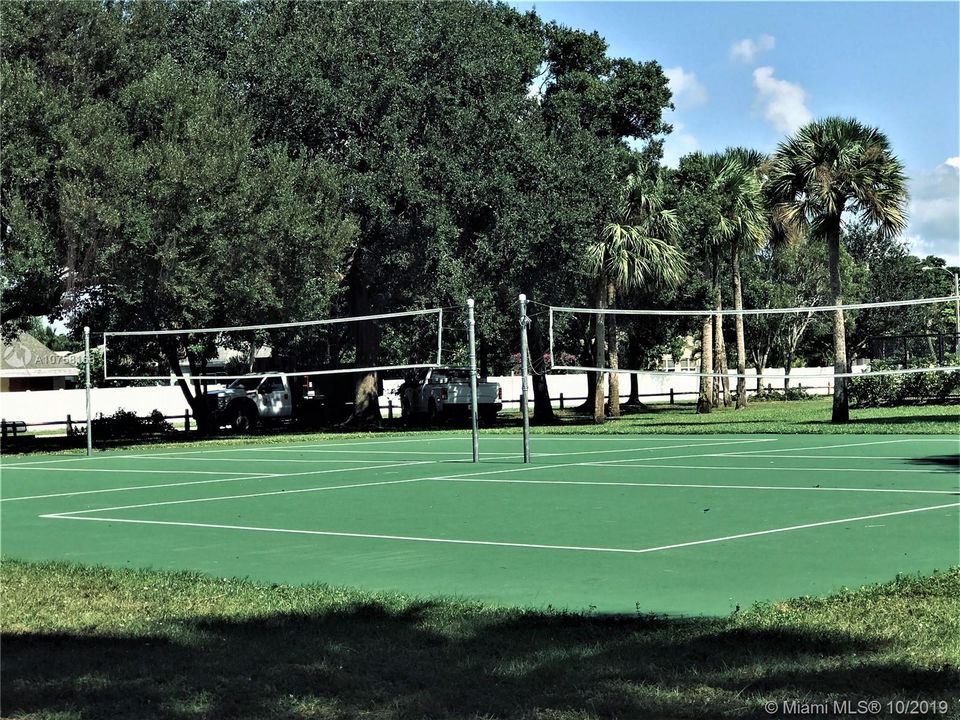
top-left (399, 367), bottom-right (501, 425)
top-left (207, 373), bottom-right (321, 432)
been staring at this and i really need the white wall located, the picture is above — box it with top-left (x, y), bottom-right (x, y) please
top-left (492, 368), bottom-right (837, 406)
top-left (2, 368), bottom-right (842, 426)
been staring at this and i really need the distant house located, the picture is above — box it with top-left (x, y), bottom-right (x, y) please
top-left (0, 333), bottom-right (80, 392)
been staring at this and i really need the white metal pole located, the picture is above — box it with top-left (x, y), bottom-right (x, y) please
top-left (436, 308), bottom-right (444, 365)
top-left (467, 299), bottom-right (479, 463)
top-left (953, 273), bottom-right (959, 340)
top-left (84, 326), bottom-right (92, 457)
top-left (519, 294), bottom-right (531, 463)
top-left (548, 306), bottom-right (555, 369)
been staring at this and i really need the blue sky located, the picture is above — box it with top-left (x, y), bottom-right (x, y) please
top-left (512, 1), bottom-right (960, 266)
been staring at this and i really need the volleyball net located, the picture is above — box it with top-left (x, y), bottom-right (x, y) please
top-left (543, 295), bottom-right (960, 393)
top-left (102, 308), bottom-right (449, 382)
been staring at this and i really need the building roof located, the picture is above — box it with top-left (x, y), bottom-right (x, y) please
top-left (1, 333), bottom-right (80, 379)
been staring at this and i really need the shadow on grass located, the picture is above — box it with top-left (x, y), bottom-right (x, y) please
top-left (4, 601), bottom-right (955, 720)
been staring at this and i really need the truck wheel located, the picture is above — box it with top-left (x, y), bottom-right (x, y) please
top-left (480, 410), bottom-right (497, 427)
top-left (228, 402), bottom-right (258, 433)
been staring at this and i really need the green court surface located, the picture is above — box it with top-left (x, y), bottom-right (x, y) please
top-left (2, 434), bottom-right (958, 615)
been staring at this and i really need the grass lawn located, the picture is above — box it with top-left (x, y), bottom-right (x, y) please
top-left (3, 560), bottom-right (958, 719)
top-left (3, 399), bottom-right (958, 458)
top-left (514, 398), bottom-right (960, 436)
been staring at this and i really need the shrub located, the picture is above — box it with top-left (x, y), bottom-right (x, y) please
top-left (70, 408), bottom-right (174, 439)
top-left (850, 358), bottom-right (960, 407)
top-left (752, 386), bottom-right (820, 402)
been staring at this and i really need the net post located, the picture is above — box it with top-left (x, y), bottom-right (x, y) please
top-left (467, 299), bottom-right (479, 463)
top-left (84, 326), bottom-right (92, 457)
top-left (953, 274), bottom-right (959, 340)
top-left (519, 294), bottom-right (531, 464)
top-left (437, 308), bottom-right (444, 366)
top-left (548, 305), bottom-right (555, 369)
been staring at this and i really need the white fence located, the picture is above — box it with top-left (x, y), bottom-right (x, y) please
top-left (1, 368), bottom-right (839, 426)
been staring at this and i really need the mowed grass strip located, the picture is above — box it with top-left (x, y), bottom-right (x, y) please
top-left (510, 399), bottom-right (960, 436)
top-left (3, 560), bottom-right (958, 720)
top-left (3, 400), bottom-right (958, 460)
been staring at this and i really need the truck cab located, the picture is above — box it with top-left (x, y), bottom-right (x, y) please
top-left (399, 367), bottom-right (501, 425)
top-left (208, 374), bottom-right (294, 432)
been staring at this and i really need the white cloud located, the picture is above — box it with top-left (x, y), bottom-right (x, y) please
top-left (904, 162), bottom-right (960, 265)
top-left (946, 156), bottom-right (960, 170)
top-left (665, 67), bottom-right (708, 109)
top-left (730, 34), bottom-right (775, 64)
top-left (752, 66), bottom-right (812, 134)
top-left (661, 120), bottom-right (700, 169)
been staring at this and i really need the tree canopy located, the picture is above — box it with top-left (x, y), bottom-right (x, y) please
top-left (2, 1), bottom-right (948, 427)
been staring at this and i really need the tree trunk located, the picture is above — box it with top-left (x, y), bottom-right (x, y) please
top-left (732, 249), bottom-right (748, 409)
top-left (527, 316), bottom-right (556, 424)
top-left (715, 311), bottom-right (731, 407)
top-left (627, 373), bottom-right (639, 405)
top-left (348, 275), bottom-right (382, 426)
top-left (827, 218), bottom-right (850, 423)
top-left (478, 332), bottom-right (490, 380)
top-left (697, 313), bottom-right (713, 414)
top-left (593, 279), bottom-right (606, 424)
top-left (709, 251), bottom-right (729, 407)
top-left (579, 316), bottom-right (597, 412)
top-left (160, 338), bottom-right (214, 434)
top-left (607, 280), bottom-right (620, 418)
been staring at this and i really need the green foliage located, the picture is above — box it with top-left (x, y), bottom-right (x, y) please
top-left (752, 386), bottom-right (822, 402)
top-left (3, 4), bottom-right (355, 416)
top-left (849, 359), bottom-right (960, 407)
top-left (5, 0), bottom-right (945, 433)
top-left (68, 408), bottom-right (173, 439)
top-left (3, 559), bottom-right (958, 719)
top-left (23, 318), bottom-right (80, 352)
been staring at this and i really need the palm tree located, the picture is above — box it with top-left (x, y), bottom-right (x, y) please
top-left (693, 153), bottom-right (765, 412)
top-left (712, 149), bottom-right (771, 409)
top-left (586, 167), bottom-right (686, 423)
top-left (769, 118), bottom-right (908, 422)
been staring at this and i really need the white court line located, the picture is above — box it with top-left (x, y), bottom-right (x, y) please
top-left (0, 437), bottom-right (486, 468)
top-left (34, 442), bottom-right (785, 517)
top-left (42, 477), bottom-right (428, 517)
top-left (588, 462), bottom-right (951, 476)
top-left (715, 438), bottom-right (957, 457)
top-left (120, 453), bottom-right (523, 465)
top-left (2, 466), bottom-right (269, 476)
top-left (706, 454), bottom-right (960, 461)
top-left (259, 437), bottom-right (778, 459)
top-left (516, 438), bottom-right (779, 460)
top-left (1, 439), bottom-right (774, 504)
top-left (432, 477), bottom-right (958, 495)
top-left (41, 502), bottom-right (960, 555)
top-left (0, 460), bottom-right (434, 503)
top-left (0, 434), bottom-right (775, 468)
top-left (72, 455), bottom-right (462, 465)
top-left (247, 449), bottom-right (501, 456)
